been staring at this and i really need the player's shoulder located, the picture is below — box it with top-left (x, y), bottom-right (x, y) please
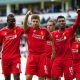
top-left (16, 25), bottom-right (22, 29)
top-left (28, 26), bottom-right (34, 29)
top-left (51, 30), bottom-right (60, 37)
top-left (0, 26), bottom-right (8, 31)
top-left (65, 26), bottom-right (73, 31)
top-left (52, 30), bottom-right (58, 34)
top-left (40, 26), bottom-right (47, 31)
top-left (16, 26), bottom-right (24, 30)
top-left (41, 26), bottom-right (46, 29)
top-left (41, 27), bottom-right (50, 34)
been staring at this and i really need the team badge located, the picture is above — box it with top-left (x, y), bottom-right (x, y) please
top-left (33, 30), bottom-right (36, 32)
top-left (56, 35), bottom-right (58, 38)
top-left (4, 32), bottom-right (7, 35)
top-left (14, 29), bottom-right (16, 33)
top-left (76, 44), bottom-right (78, 48)
top-left (41, 31), bottom-right (44, 39)
top-left (41, 31), bottom-right (44, 35)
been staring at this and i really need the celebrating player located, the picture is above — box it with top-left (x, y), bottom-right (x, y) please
top-left (23, 11), bottom-right (56, 80)
top-left (51, 9), bottom-right (80, 80)
top-left (0, 14), bottom-right (24, 80)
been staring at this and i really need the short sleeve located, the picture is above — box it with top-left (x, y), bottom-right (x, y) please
top-left (0, 30), bottom-right (3, 43)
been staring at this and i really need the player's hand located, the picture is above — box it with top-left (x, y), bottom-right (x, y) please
top-left (26, 10), bottom-right (32, 16)
top-left (0, 53), bottom-right (2, 59)
top-left (77, 9), bottom-right (80, 15)
top-left (51, 52), bottom-right (55, 61)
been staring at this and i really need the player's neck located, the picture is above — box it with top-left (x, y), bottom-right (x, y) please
top-left (60, 28), bottom-right (65, 31)
top-left (34, 26), bottom-right (40, 29)
top-left (8, 26), bottom-right (15, 29)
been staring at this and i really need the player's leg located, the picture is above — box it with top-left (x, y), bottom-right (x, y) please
top-left (51, 76), bottom-right (61, 80)
top-left (2, 59), bottom-right (11, 80)
top-left (51, 60), bottom-right (63, 80)
top-left (76, 78), bottom-right (80, 80)
top-left (65, 78), bottom-right (73, 80)
top-left (13, 74), bottom-right (20, 80)
top-left (46, 57), bottom-right (53, 80)
top-left (12, 58), bottom-right (21, 80)
top-left (74, 60), bottom-right (80, 80)
top-left (4, 74), bottom-right (11, 80)
top-left (38, 76), bottom-right (45, 80)
top-left (64, 59), bottom-right (73, 80)
top-left (25, 53), bottom-right (38, 80)
top-left (38, 53), bottom-right (48, 80)
top-left (26, 75), bottom-right (33, 80)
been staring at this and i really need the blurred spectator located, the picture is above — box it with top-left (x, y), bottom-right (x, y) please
top-left (48, 4), bottom-right (54, 13)
top-left (40, 8), bottom-right (47, 13)
top-left (33, 6), bottom-right (40, 14)
top-left (20, 34), bottom-right (28, 57)
top-left (22, 7), bottom-right (28, 15)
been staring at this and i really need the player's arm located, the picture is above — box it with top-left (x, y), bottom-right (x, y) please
top-left (23, 11), bottom-right (32, 31)
top-left (71, 9), bottom-right (80, 32)
top-left (48, 34), bottom-right (56, 61)
top-left (0, 43), bottom-right (2, 59)
top-left (20, 33), bottom-right (26, 43)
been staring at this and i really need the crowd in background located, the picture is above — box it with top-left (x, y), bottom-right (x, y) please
top-left (12, 5), bottom-right (76, 15)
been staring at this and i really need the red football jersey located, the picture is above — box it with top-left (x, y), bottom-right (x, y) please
top-left (51, 15), bottom-right (80, 60)
top-left (0, 26), bottom-right (24, 59)
top-left (71, 40), bottom-right (80, 60)
top-left (25, 27), bottom-right (50, 53)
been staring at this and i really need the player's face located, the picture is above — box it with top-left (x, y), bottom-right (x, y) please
top-left (7, 17), bottom-right (16, 29)
top-left (57, 18), bottom-right (66, 29)
top-left (47, 22), bottom-right (55, 32)
top-left (32, 19), bottom-right (40, 28)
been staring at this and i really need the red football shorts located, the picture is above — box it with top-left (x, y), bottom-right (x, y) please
top-left (25, 52), bottom-right (47, 77)
top-left (2, 57), bottom-right (21, 75)
top-left (73, 60), bottom-right (80, 78)
top-left (45, 57), bottom-right (53, 78)
top-left (51, 59), bottom-right (73, 79)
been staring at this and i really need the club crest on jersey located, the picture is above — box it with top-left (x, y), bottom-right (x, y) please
top-left (41, 31), bottom-right (44, 35)
top-left (33, 30), bottom-right (36, 32)
top-left (14, 29), bottom-right (16, 33)
top-left (4, 32), bottom-right (7, 35)
top-left (76, 44), bottom-right (78, 48)
top-left (41, 31), bottom-right (44, 39)
top-left (56, 35), bottom-right (58, 38)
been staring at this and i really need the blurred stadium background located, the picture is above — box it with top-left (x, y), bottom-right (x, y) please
top-left (0, 0), bottom-right (80, 33)
top-left (0, 0), bottom-right (80, 80)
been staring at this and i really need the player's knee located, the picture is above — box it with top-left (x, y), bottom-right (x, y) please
top-left (65, 78), bottom-right (73, 80)
top-left (38, 76), bottom-right (45, 80)
top-left (51, 77), bottom-right (60, 80)
top-left (26, 75), bottom-right (33, 80)
top-left (4, 75), bottom-right (10, 80)
top-left (13, 74), bottom-right (20, 80)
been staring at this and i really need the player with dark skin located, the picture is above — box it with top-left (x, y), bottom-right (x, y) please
top-left (0, 14), bottom-right (24, 80)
